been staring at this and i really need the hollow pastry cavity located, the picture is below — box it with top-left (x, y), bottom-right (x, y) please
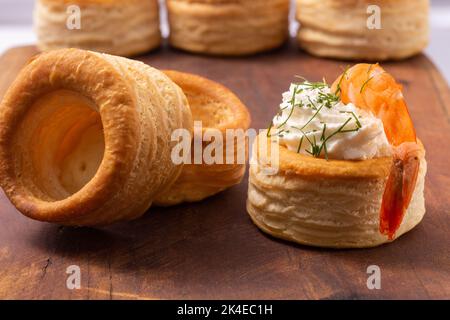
top-left (34, 0), bottom-right (161, 57)
top-left (247, 134), bottom-right (427, 248)
top-left (167, 0), bottom-right (290, 56)
top-left (155, 71), bottom-right (251, 206)
top-left (296, 0), bottom-right (429, 61)
top-left (18, 89), bottom-right (104, 199)
top-left (0, 48), bottom-right (192, 226)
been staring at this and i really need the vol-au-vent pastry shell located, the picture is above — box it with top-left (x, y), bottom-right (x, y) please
top-left (34, 0), bottom-right (161, 57)
top-left (155, 70), bottom-right (251, 206)
top-left (0, 48), bottom-right (192, 226)
top-left (296, 0), bottom-right (430, 61)
top-left (167, 0), bottom-right (290, 56)
top-left (247, 134), bottom-right (427, 248)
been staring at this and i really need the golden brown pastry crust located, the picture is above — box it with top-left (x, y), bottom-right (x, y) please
top-left (155, 70), bottom-right (251, 206)
top-left (296, 0), bottom-right (429, 61)
top-left (167, 0), bottom-right (290, 56)
top-left (0, 48), bottom-right (192, 226)
top-left (247, 133), bottom-right (427, 248)
top-left (34, 0), bottom-right (161, 57)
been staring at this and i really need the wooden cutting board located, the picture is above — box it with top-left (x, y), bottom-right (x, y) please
top-left (0, 44), bottom-right (449, 300)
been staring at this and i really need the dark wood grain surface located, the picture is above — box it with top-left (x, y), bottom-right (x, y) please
top-left (0, 44), bottom-right (449, 300)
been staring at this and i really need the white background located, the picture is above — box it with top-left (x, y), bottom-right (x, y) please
top-left (0, 0), bottom-right (449, 84)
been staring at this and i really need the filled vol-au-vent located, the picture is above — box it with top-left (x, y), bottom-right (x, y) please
top-left (247, 64), bottom-right (427, 248)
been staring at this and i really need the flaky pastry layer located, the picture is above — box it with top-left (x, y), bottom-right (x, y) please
top-left (247, 134), bottom-right (427, 248)
top-left (296, 0), bottom-right (429, 61)
top-left (34, 0), bottom-right (161, 57)
top-left (167, 0), bottom-right (290, 56)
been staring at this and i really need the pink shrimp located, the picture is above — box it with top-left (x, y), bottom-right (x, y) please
top-left (331, 64), bottom-right (421, 240)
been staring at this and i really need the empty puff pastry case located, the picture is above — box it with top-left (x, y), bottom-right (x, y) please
top-left (0, 49), bottom-right (193, 226)
top-left (296, 0), bottom-right (429, 60)
top-left (156, 71), bottom-right (251, 206)
top-left (167, 0), bottom-right (290, 56)
top-left (34, 0), bottom-right (161, 56)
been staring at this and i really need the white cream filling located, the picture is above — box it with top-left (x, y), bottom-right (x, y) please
top-left (271, 82), bottom-right (392, 160)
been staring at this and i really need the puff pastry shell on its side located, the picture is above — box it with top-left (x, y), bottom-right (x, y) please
top-left (155, 71), bottom-right (251, 206)
top-left (167, 0), bottom-right (290, 56)
top-left (247, 133), bottom-right (427, 248)
top-left (34, 0), bottom-right (161, 57)
top-left (0, 48), bottom-right (192, 226)
top-left (296, 0), bottom-right (429, 61)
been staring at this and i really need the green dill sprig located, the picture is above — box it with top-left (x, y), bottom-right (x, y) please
top-left (334, 66), bottom-right (349, 96)
top-left (360, 76), bottom-right (374, 93)
top-left (301, 130), bottom-right (321, 157)
top-left (266, 121), bottom-right (273, 137)
top-left (277, 103), bottom-right (296, 129)
top-left (297, 103), bottom-right (325, 131)
top-left (297, 117), bottom-right (361, 158)
top-left (317, 91), bottom-right (339, 109)
top-left (340, 111), bottom-right (362, 128)
top-left (276, 84), bottom-right (303, 129)
top-left (307, 96), bottom-right (317, 109)
top-left (296, 136), bottom-right (304, 153)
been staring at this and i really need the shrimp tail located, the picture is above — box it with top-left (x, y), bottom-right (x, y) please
top-left (380, 142), bottom-right (421, 239)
